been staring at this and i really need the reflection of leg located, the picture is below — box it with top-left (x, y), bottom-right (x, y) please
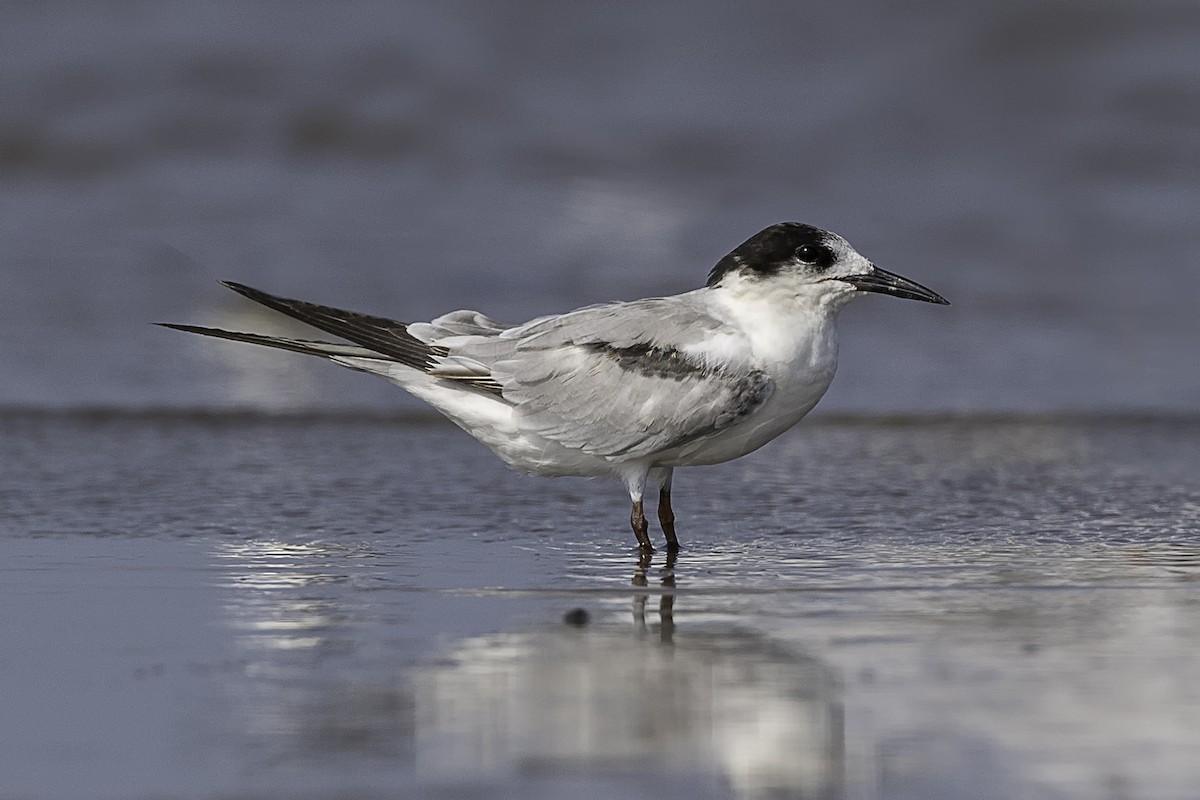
top-left (632, 549), bottom-right (652, 629)
top-left (659, 547), bottom-right (676, 642)
top-left (655, 468), bottom-right (680, 551)
top-left (659, 593), bottom-right (675, 643)
top-left (632, 549), bottom-right (652, 586)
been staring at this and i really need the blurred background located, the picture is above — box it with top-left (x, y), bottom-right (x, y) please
top-left (3, 0), bottom-right (1198, 414)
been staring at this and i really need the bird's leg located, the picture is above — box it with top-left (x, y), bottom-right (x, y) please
top-left (630, 499), bottom-right (653, 551)
top-left (658, 487), bottom-right (679, 551)
top-left (624, 470), bottom-right (655, 552)
top-left (654, 467), bottom-right (680, 551)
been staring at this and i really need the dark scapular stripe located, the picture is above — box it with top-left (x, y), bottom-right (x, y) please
top-left (582, 341), bottom-right (711, 381)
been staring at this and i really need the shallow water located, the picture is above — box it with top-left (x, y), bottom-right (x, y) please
top-left (2, 412), bottom-right (1198, 799)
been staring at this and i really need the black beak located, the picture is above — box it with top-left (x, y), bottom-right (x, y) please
top-left (841, 266), bottom-right (949, 305)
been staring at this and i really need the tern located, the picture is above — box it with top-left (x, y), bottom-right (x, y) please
top-left (161, 223), bottom-right (948, 551)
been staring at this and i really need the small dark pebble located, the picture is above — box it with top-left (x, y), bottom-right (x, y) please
top-left (562, 608), bottom-right (589, 627)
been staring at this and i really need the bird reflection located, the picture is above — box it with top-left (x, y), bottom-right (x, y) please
top-left (414, 550), bottom-right (844, 799)
top-left (211, 539), bottom-right (407, 753)
top-left (211, 540), bottom-right (845, 796)
top-left (215, 540), bottom-right (351, 655)
top-left (632, 548), bottom-right (676, 642)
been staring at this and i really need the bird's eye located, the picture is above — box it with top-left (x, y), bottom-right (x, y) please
top-left (795, 244), bottom-right (833, 268)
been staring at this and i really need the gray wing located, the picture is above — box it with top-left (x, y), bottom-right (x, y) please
top-left (446, 297), bottom-right (774, 460)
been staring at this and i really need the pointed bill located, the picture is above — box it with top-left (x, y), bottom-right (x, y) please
top-left (839, 267), bottom-right (949, 304)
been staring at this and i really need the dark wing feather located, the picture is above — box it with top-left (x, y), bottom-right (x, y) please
top-left (220, 281), bottom-right (443, 370)
top-left (156, 323), bottom-right (382, 360)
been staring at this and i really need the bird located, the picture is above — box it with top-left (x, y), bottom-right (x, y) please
top-left (160, 222), bottom-right (948, 551)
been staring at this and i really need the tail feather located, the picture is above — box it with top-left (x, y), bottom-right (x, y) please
top-left (160, 282), bottom-right (507, 398)
top-left (156, 323), bottom-right (387, 361)
top-left (219, 281), bottom-right (444, 370)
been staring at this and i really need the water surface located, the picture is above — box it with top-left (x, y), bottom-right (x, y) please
top-left (2, 412), bottom-right (1197, 799)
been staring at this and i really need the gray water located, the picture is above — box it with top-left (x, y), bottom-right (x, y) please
top-left (2, 413), bottom-right (1199, 799)
top-left (3, 2), bottom-right (1200, 798)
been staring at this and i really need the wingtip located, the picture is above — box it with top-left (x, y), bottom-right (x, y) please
top-left (156, 322), bottom-right (202, 333)
top-left (219, 279), bottom-right (254, 296)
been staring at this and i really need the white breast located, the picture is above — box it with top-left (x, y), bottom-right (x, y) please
top-left (659, 286), bottom-right (842, 466)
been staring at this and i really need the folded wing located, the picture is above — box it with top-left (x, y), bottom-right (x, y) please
top-left (165, 283), bottom-right (773, 462)
top-left (450, 299), bottom-right (774, 460)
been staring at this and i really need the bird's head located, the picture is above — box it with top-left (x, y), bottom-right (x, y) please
top-left (705, 222), bottom-right (949, 308)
